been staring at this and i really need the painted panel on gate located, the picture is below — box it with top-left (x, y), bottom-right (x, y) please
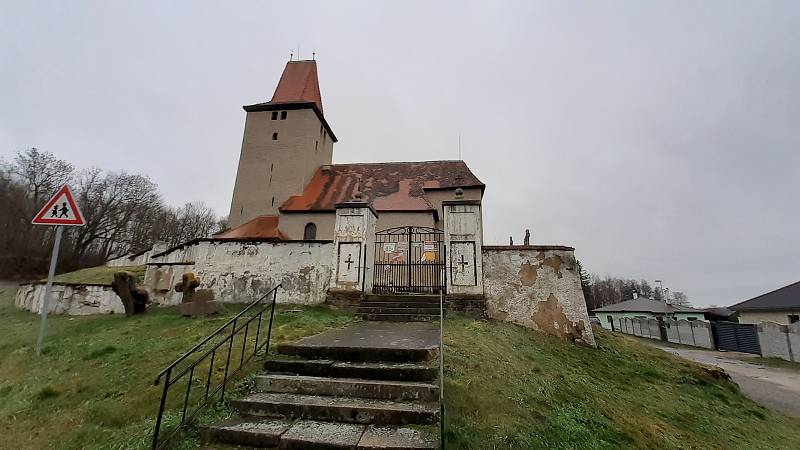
top-left (450, 241), bottom-right (477, 286)
top-left (337, 242), bottom-right (362, 283)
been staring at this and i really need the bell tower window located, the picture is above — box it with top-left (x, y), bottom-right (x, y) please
top-left (272, 132), bottom-right (278, 140)
top-left (280, 111), bottom-right (287, 120)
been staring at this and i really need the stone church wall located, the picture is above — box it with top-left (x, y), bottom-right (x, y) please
top-left (145, 240), bottom-right (334, 306)
top-left (482, 246), bottom-right (595, 346)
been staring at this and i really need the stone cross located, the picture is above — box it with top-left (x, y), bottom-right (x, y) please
top-left (345, 254), bottom-right (354, 270)
top-left (458, 254), bottom-right (469, 272)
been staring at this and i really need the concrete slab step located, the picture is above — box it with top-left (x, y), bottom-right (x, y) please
top-left (276, 343), bottom-right (436, 363)
top-left (357, 302), bottom-right (444, 309)
top-left (265, 359), bottom-right (437, 382)
top-left (230, 392), bottom-right (439, 425)
top-left (356, 307), bottom-right (441, 315)
top-left (363, 295), bottom-right (440, 304)
top-left (278, 420), bottom-right (364, 449)
top-left (358, 425), bottom-right (437, 449)
top-left (357, 314), bottom-right (439, 322)
top-left (256, 374), bottom-right (439, 401)
top-left (201, 418), bottom-right (292, 447)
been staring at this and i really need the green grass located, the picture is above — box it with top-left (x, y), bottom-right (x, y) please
top-left (0, 286), bottom-right (354, 450)
top-left (45, 265), bottom-right (147, 285)
top-left (731, 355), bottom-right (800, 371)
top-left (443, 317), bottom-right (800, 449)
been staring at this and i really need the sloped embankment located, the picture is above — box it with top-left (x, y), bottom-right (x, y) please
top-left (444, 316), bottom-right (800, 449)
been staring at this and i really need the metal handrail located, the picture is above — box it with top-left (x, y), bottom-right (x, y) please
top-left (151, 284), bottom-right (282, 450)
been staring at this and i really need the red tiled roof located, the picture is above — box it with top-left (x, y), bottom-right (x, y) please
top-left (215, 215), bottom-right (286, 240)
top-left (269, 60), bottom-right (323, 112)
top-left (280, 161), bottom-right (484, 212)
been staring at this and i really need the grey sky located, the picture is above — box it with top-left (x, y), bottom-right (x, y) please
top-left (1, 1), bottom-right (798, 307)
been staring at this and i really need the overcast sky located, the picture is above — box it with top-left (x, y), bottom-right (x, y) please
top-left (1, 1), bottom-right (798, 307)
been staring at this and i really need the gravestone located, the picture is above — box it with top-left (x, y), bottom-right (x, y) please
top-left (175, 272), bottom-right (221, 316)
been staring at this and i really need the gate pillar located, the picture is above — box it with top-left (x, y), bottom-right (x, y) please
top-left (443, 190), bottom-right (484, 295)
top-left (329, 199), bottom-right (377, 293)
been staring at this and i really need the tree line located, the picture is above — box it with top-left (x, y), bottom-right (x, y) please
top-left (577, 261), bottom-right (691, 311)
top-left (0, 148), bottom-right (225, 279)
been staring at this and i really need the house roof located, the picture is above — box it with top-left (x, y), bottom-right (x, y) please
top-left (280, 160), bottom-right (484, 213)
top-left (214, 215), bottom-right (286, 240)
top-left (593, 297), bottom-right (705, 314)
top-left (729, 281), bottom-right (800, 311)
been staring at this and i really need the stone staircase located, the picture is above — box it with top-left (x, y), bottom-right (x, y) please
top-left (201, 322), bottom-right (439, 449)
top-left (357, 294), bottom-right (443, 322)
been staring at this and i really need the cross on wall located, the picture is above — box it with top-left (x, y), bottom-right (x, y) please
top-left (457, 254), bottom-right (469, 273)
top-left (345, 254), bottom-right (354, 270)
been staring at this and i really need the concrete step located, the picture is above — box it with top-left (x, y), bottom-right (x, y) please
top-left (357, 314), bottom-right (439, 322)
top-left (356, 307), bottom-right (441, 315)
top-left (202, 419), bottom-right (436, 450)
top-left (363, 295), bottom-right (440, 304)
top-left (276, 343), bottom-right (436, 363)
top-left (230, 392), bottom-right (439, 425)
top-left (265, 359), bottom-right (437, 382)
top-left (357, 302), bottom-right (444, 309)
top-left (256, 374), bottom-right (439, 402)
top-left (201, 418), bottom-right (291, 447)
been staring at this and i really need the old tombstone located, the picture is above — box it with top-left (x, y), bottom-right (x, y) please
top-left (175, 272), bottom-right (221, 316)
top-left (111, 271), bottom-right (150, 316)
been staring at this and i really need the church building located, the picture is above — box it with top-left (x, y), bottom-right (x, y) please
top-left (221, 60), bottom-right (484, 241)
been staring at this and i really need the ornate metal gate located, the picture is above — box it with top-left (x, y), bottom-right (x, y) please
top-left (373, 226), bottom-right (446, 294)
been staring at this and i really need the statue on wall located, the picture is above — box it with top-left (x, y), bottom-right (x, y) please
top-left (111, 271), bottom-right (150, 316)
top-left (524, 229), bottom-right (531, 246)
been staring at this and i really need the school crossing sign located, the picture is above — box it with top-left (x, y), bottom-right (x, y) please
top-left (32, 185), bottom-right (85, 226)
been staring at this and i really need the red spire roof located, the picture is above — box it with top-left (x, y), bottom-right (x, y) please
top-left (270, 60), bottom-right (323, 113)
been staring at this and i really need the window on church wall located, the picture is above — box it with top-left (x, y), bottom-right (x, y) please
top-left (271, 197), bottom-right (275, 206)
top-left (271, 112), bottom-right (278, 120)
top-left (272, 132), bottom-right (278, 140)
top-left (315, 141), bottom-right (318, 152)
top-left (304, 223), bottom-right (317, 240)
top-left (280, 111), bottom-right (287, 120)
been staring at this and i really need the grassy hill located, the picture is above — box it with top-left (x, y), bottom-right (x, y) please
top-left (443, 317), bottom-right (800, 449)
top-left (1, 284), bottom-right (799, 449)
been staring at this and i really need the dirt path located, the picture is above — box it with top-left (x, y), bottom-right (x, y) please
top-left (649, 343), bottom-right (800, 417)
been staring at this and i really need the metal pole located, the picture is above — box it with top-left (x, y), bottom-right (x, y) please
top-left (36, 225), bottom-right (63, 356)
top-left (439, 289), bottom-right (445, 450)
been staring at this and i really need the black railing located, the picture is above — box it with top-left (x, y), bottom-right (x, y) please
top-left (151, 284), bottom-right (281, 450)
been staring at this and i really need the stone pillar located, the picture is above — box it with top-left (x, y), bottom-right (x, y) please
top-left (443, 190), bottom-right (484, 296)
top-left (329, 200), bottom-right (377, 293)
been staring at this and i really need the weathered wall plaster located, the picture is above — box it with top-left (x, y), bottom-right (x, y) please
top-left (482, 246), bottom-right (595, 346)
top-left (15, 283), bottom-right (124, 315)
top-left (145, 240), bottom-right (333, 306)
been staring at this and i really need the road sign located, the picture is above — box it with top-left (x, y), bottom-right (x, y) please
top-left (31, 185), bottom-right (85, 356)
top-left (32, 185), bottom-right (85, 226)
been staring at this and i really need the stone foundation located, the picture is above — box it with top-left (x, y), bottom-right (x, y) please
top-left (445, 294), bottom-right (486, 318)
top-left (15, 283), bottom-right (124, 315)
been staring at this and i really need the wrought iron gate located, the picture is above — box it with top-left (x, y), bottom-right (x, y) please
top-left (373, 226), bottom-right (446, 294)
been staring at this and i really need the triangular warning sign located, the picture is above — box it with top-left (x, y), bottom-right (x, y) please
top-left (32, 185), bottom-right (86, 226)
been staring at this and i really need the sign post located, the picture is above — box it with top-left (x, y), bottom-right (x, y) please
top-left (31, 185), bottom-right (86, 356)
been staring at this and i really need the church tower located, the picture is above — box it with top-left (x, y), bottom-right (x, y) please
top-left (228, 60), bottom-right (336, 229)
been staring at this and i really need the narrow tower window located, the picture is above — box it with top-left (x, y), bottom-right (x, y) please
top-left (272, 132), bottom-right (278, 140)
top-left (271, 197), bottom-right (275, 206)
top-left (315, 141), bottom-right (318, 152)
top-left (280, 111), bottom-right (287, 120)
top-left (271, 111), bottom-right (278, 120)
top-left (304, 223), bottom-right (317, 240)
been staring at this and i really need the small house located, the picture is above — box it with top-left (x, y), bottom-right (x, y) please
top-left (593, 297), bottom-right (707, 332)
top-left (729, 281), bottom-right (800, 325)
